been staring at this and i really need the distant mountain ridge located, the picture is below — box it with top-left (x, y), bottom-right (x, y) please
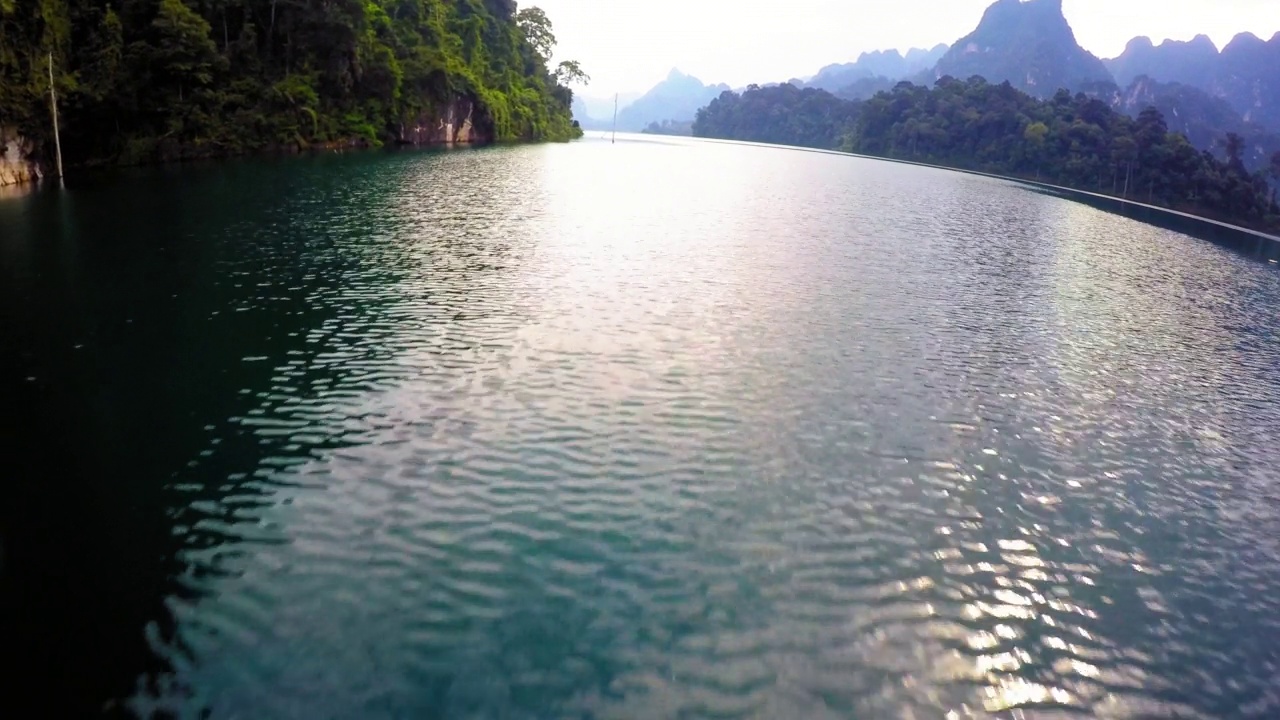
top-left (1080, 76), bottom-right (1280, 170)
top-left (610, 69), bottom-right (730, 132)
top-left (572, 92), bottom-right (645, 131)
top-left (1106, 31), bottom-right (1280, 133)
top-left (673, 0), bottom-right (1280, 164)
top-left (930, 1), bottom-right (1280, 142)
top-left (1106, 35), bottom-right (1220, 89)
top-left (929, 0), bottom-right (1112, 97)
top-left (805, 45), bottom-right (949, 94)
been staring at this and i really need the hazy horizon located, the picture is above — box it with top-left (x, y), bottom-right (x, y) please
top-left (535, 0), bottom-right (1280, 98)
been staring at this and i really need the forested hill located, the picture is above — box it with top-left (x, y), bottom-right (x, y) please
top-left (0, 0), bottom-right (584, 172)
top-left (695, 80), bottom-right (1280, 232)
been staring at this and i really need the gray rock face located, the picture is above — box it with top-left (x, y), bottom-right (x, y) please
top-left (397, 96), bottom-right (493, 146)
top-left (1105, 32), bottom-right (1280, 134)
top-left (0, 127), bottom-right (43, 187)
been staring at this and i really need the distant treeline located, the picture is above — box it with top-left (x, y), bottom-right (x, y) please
top-left (695, 78), bottom-right (1280, 231)
top-left (0, 0), bottom-right (583, 169)
top-left (641, 119), bottom-right (693, 136)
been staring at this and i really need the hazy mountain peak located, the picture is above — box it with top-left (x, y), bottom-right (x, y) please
top-left (1103, 26), bottom-right (1280, 135)
top-left (912, 46), bottom-right (949, 64)
top-left (804, 44), bottom-right (948, 94)
top-left (612, 70), bottom-right (729, 131)
top-left (1125, 36), bottom-right (1154, 51)
top-left (858, 49), bottom-right (904, 62)
top-left (1224, 32), bottom-right (1264, 52)
top-left (1106, 33), bottom-right (1219, 88)
top-left (980, 0), bottom-right (1065, 26)
top-left (931, 0), bottom-right (1111, 97)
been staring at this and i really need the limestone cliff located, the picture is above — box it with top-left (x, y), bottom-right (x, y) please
top-left (396, 96), bottom-right (494, 146)
top-left (930, 0), bottom-right (1113, 98)
top-left (0, 95), bottom-right (494, 187)
top-left (0, 127), bottom-right (43, 187)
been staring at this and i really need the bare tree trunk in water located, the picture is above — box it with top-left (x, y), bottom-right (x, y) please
top-left (48, 53), bottom-right (63, 180)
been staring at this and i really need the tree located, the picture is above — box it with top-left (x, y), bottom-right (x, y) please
top-left (149, 0), bottom-right (222, 104)
top-left (1111, 135), bottom-right (1138, 196)
top-left (554, 60), bottom-right (589, 87)
top-left (76, 8), bottom-right (125, 103)
top-left (1224, 132), bottom-right (1246, 173)
top-left (0, 0), bottom-right (583, 172)
top-left (1269, 150), bottom-right (1280, 209)
top-left (515, 6), bottom-right (554, 61)
top-left (1024, 121), bottom-right (1048, 176)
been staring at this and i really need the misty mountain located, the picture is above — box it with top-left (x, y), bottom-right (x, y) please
top-left (1106, 35), bottom-right (1219, 89)
top-left (571, 97), bottom-right (603, 130)
top-left (692, 0), bottom-right (1278, 164)
top-left (1104, 32), bottom-right (1280, 133)
top-left (572, 93), bottom-right (646, 131)
top-left (614, 70), bottom-right (731, 131)
top-left (1081, 76), bottom-right (1280, 171)
top-left (1215, 32), bottom-right (1280, 131)
top-left (806, 45), bottom-right (948, 93)
top-left (929, 0), bottom-right (1112, 98)
top-left (577, 93), bottom-right (642, 121)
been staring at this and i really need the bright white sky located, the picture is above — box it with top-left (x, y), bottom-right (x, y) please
top-left (532, 0), bottom-right (1280, 96)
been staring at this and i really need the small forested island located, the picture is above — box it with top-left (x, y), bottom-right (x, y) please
top-left (695, 79), bottom-right (1280, 232)
top-left (641, 119), bottom-right (693, 137)
top-left (0, 0), bottom-right (584, 183)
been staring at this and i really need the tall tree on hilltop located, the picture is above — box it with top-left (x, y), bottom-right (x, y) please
top-left (514, 6), bottom-right (554, 62)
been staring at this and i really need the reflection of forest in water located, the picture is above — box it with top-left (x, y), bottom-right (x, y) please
top-left (0, 149), bottom-right (522, 714)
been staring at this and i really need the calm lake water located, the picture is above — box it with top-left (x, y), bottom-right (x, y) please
top-left (4, 135), bottom-right (1280, 719)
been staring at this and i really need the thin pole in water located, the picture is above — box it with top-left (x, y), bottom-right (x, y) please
top-left (611, 93), bottom-right (618, 145)
top-left (48, 52), bottom-right (64, 180)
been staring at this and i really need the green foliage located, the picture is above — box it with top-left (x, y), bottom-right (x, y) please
top-left (554, 60), bottom-right (587, 87)
top-left (695, 84), bottom-right (860, 149)
top-left (695, 78), bottom-right (1279, 231)
top-left (151, 0), bottom-right (220, 97)
top-left (1, 0), bottom-right (582, 169)
top-left (514, 7), bottom-right (553, 62)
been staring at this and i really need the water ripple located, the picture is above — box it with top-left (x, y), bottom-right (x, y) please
top-left (6, 138), bottom-right (1280, 718)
